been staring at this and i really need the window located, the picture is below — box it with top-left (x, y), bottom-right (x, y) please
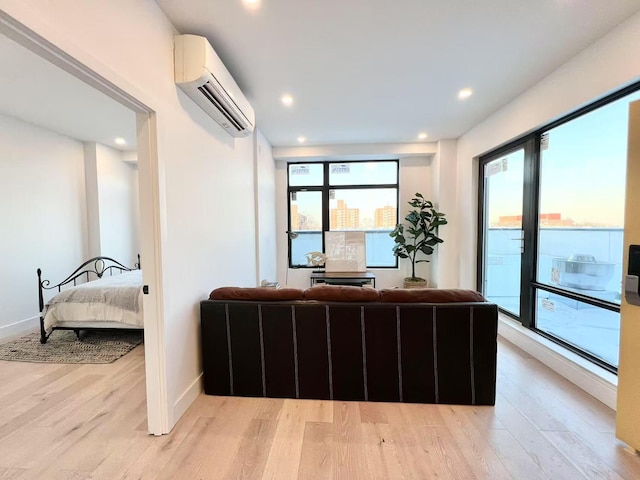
top-left (288, 160), bottom-right (399, 268)
top-left (478, 81), bottom-right (640, 372)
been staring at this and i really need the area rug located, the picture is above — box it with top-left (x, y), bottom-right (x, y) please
top-left (0, 330), bottom-right (143, 364)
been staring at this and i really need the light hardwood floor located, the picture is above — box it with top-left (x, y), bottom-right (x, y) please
top-left (1, 338), bottom-right (639, 479)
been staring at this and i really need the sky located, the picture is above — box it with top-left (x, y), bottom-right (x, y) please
top-left (487, 90), bottom-right (640, 227)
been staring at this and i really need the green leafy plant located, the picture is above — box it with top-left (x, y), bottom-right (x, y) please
top-left (389, 193), bottom-right (448, 281)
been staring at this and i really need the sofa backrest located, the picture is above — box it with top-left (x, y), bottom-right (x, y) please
top-left (209, 285), bottom-right (487, 303)
top-left (200, 297), bottom-right (498, 405)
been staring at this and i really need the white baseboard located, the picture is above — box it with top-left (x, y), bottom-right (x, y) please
top-left (0, 316), bottom-right (39, 341)
top-left (172, 373), bottom-right (203, 427)
top-left (498, 314), bottom-right (618, 410)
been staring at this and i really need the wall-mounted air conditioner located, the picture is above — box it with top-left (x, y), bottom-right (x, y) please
top-left (174, 34), bottom-right (255, 138)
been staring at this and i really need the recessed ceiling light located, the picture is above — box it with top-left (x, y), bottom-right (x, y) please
top-left (114, 137), bottom-right (127, 145)
top-left (418, 133), bottom-right (428, 140)
top-left (281, 94), bottom-right (294, 107)
top-left (458, 88), bottom-right (473, 100)
top-left (297, 136), bottom-right (306, 143)
top-left (242, 0), bottom-right (261, 9)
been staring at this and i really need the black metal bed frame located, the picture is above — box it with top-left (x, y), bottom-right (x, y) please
top-left (37, 255), bottom-right (141, 344)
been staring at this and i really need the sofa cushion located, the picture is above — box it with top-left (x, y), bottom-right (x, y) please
top-left (304, 285), bottom-right (380, 302)
top-left (379, 288), bottom-right (486, 303)
top-left (209, 287), bottom-right (304, 301)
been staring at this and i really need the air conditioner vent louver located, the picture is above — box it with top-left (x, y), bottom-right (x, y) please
top-left (174, 34), bottom-right (255, 138)
top-left (198, 83), bottom-right (243, 132)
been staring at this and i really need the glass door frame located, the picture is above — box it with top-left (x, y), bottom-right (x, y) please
top-left (477, 137), bottom-right (539, 327)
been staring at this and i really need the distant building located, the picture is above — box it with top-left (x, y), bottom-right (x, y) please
top-left (493, 213), bottom-right (577, 227)
top-left (291, 204), bottom-right (319, 230)
top-left (331, 199), bottom-right (360, 229)
top-left (374, 205), bottom-right (397, 228)
top-left (291, 204), bottom-right (300, 230)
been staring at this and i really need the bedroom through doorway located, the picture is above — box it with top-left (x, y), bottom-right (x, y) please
top-left (0, 24), bottom-right (163, 432)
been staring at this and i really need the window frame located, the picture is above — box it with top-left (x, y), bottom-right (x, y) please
top-left (287, 159), bottom-right (400, 269)
top-left (477, 79), bottom-right (640, 373)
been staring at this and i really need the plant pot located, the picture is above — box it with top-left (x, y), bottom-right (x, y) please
top-left (403, 277), bottom-right (428, 289)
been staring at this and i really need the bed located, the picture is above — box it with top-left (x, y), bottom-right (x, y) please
top-left (37, 256), bottom-right (143, 344)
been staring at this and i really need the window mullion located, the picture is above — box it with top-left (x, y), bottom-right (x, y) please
top-left (520, 136), bottom-right (539, 328)
top-left (322, 162), bottom-right (330, 253)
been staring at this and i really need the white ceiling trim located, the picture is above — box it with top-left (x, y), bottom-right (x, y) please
top-left (272, 142), bottom-right (438, 162)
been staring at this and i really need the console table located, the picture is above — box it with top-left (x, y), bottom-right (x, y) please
top-left (310, 271), bottom-right (376, 288)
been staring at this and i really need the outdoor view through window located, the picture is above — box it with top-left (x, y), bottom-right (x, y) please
top-left (288, 161), bottom-right (398, 268)
top-left (482, 87), bottom-right (640, 369)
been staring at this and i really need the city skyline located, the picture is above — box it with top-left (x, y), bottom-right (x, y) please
top-left (291, 199), bottom-right (397, 231)
top-left (491, 212), bottom-right (623, 228)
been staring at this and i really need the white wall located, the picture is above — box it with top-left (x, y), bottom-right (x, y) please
top-left (94, 143), bottom-right (140, 267)
top-left (84, 143), bottom-right (140, 268)
top-left (0, 0), bottom-right (267, 430)
top-left (454, 11), bottom-right (640, 289)
top-left (83, 142), bottom-right (101, 258)
top-left (254, 130), bottom-right (277, 284)
top-left (275, 155), bottom-right (432, 289)
top-left (430, 139), bottom-right (458, 288)
top-left (0, 112), bottom-right (87, 338)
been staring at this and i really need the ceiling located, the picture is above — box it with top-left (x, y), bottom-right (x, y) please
top-left (156, 0), bottom-right (640, 147)
top-left (0, 34), bottom-right (137, 151)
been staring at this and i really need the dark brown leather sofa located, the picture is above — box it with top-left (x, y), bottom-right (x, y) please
top-left (200, 285), bottom-right (498, 405)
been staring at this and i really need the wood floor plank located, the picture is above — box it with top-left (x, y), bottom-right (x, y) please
top-left (118, 396), bottom-right (214, 480)
top-left (496, 368), bottom-right (568, 432)
top-left (260, 400), bottom-right (315, 480)
top-left (493, 391), bottom-right (586, 479)
top-left (399, 402), bottom-right (447, 427)
top-left (458, 403), bottom-right (507, 431)
top-left (304, 399), bottom-right (334, 423)
top-left (50, 377), bottom-right (148, 473)
top-left (332, 402), bottom-right (369, 480)
top-left (35, 362), bottom-right (145, 429)
top-left (255, 397), bottom-right (284, 421)
top-left (28, 469), bottom-right (89, 480)
top-left (416, 425), bottom-right (477, 479)
top-left (16, 378), bottom-right (146, 477)
top-left (0, 467), bottom-right (27, 479)
top-left (498, 340), bottom-right (640, 479)
top-left (358, 402), bottom-right (389, 424)
top-left (1, 337), bottom-right (640, 479)
top-left (499, 338), bottom-right (615, 433)
top-left (0, 364), bottom-right (80, 411)
top-left (542, 430), bottom-right (626, 480)
top-left (0, 371), bottom-right (46, 403)
top-left (0, 373), bottom-right (102, 442)
top-left (225, 419), bottom-right (278, 480)
top-left (297, 422), bottom-right (334, 480)
top-left (0, 368), bottom-right (103, 429)
top-left (359, 423), bottom-right (405, 480)
top-left (437, 404), bottom-right (513, 479)
top-left (175, 397), bottom-right (266, 480)
top-left (483, 429), bottom-right (551, 480)
top-left (0, 351), bottom-right (145, 475)
top-left (87, 430), bottom-right (155, 480)
top-left (380, 405), bottom-right (441, 480)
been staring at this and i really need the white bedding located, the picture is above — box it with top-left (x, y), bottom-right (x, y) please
top-left (43, 270), bottom-right (143, 333)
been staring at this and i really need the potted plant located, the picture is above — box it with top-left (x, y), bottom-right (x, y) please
top-left (389, 193), bottom-right (447, 288)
